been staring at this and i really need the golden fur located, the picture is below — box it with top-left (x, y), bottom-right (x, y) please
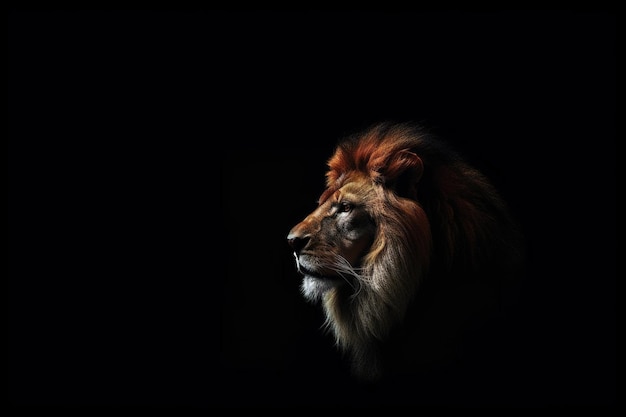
top-left (288, 122), bottom-right (524, 381)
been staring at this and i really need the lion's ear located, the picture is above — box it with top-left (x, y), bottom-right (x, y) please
top-left (384, 150), bottom-right (423, 200)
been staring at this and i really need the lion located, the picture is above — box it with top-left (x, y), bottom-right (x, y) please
top-left (287, 122), bottom-right (524, 382)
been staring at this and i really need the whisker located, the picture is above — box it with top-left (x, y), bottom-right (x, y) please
top-left (327, 255), bottom-right (371, 298)
top-left (293, 252), bottom-right (301, 273)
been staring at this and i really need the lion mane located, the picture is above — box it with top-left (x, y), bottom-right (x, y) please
top-left (288, 122), bottom-right (524, 382)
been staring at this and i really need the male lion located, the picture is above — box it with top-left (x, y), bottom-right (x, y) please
top-left (287, 122), bottom-right (524, 382)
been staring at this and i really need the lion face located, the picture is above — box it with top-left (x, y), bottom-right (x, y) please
top-left (288, 172), bottom-right (376, 302)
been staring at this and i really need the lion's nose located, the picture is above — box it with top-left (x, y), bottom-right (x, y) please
top-left (287, 229), bottom-right (310, 254)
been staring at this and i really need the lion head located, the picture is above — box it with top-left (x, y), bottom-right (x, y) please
top-left (287, 122), bottom-right (523, 382)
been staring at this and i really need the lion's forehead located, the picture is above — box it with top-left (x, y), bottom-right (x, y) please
top-left (319, 172), bottom-right (375, 205)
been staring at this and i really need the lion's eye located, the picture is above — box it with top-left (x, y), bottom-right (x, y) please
top-left (339, 202), bottom-right (353, 213)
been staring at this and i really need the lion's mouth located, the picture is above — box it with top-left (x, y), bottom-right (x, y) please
top-left (295, 253), bottom-right (357, 301)
top-left (294, 253), bottom-right (342, 281)
top-left (298, 265), bottom-right (342, 281)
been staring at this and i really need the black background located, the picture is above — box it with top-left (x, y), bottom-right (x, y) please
top-left (8, 9), bottom-right (616, 417)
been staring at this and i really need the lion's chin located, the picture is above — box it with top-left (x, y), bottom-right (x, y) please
top-left (301, 276), bottom-right (343, 302)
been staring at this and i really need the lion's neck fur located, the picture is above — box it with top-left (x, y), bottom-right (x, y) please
top-left (321, 198), bottom-right (431, 382)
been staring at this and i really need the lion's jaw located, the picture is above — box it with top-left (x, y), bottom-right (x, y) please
top-left (294, 243), bottom-right (371, 302)
top-left (293, 253), bottom-right (346, 301)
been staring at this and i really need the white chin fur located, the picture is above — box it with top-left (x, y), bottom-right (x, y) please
top-left (301, 276), bottom-right (337, 302)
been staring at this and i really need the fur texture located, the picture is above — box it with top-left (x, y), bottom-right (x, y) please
top-left (287, 122), bottom-right (524, 381)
